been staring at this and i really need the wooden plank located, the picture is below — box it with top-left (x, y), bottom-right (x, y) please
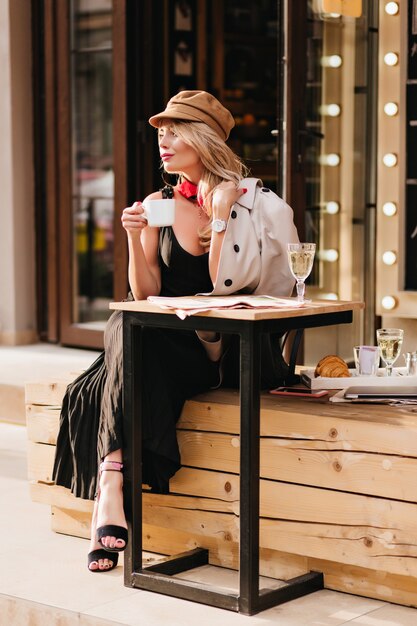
top-left (260, 518), bottom-right (417, 579)
top-left (178, 431), bottom-right (239, 474)
top-left (26, 383), bottom-right (417, 457)
top-left (179, 431), bottom-right (417, 502)
top-left (29, 482), bottom-right (94, 513)
top-left (308, 558), bottom-right (417, 608)
top-left (27, 438), bottom-right (239, 492)
top-left (142, 523), bottom-right (309, 581)
top-left (25, 379), bottom-right (74, 406)
top-left (142, 499), bottom-right (417, 578)
top-left (51, 506), bottom-right (91, 539)
top-left (26, 405), bottom-right (60, 444)
top-left (180, 391), bottom-right (417, 457)
top-left (27, 441), bottom-right (55, 483)
top-left (31, 472), bottom-right (417, 544)
top-left (259, 438), bottom-right (417, 502)
top-left (27, 411), bottom-right (417, 502)
top-left (170, 467), bottom-right (239, 501)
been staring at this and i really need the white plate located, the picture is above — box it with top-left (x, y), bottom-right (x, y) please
top-left (300, 367), bottom-right (417, 390)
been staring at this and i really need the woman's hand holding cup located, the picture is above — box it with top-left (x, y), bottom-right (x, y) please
top-left (121, 201), bottom-right (148, 236)
top-left (122, 199), bottom-right (176, 235)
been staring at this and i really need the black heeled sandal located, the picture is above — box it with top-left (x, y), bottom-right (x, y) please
top-left (88, 549), bottom-right (118, 572)
top-left (96, 460), bottom-right (128, 553)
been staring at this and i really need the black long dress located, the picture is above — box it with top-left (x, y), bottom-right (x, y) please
top-left (53, 197), bottom-right (291, 500)
top-left (52, 226), bottom-right (218, 499)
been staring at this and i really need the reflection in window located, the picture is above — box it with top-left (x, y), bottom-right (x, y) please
top-left (70, 0), bottom-right (113, 325)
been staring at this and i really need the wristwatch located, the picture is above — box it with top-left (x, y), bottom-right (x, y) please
top-left (211, 219), bottom-right (228, 233)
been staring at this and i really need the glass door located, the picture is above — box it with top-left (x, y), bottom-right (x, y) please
top-left (70, 0), bottom-right (114, 330)
top-left (54, 0), bottom-right (129, 348)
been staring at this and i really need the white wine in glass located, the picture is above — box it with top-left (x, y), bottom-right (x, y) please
top-left (376, 328), bottom-right (404, 377)
top-left (287, 243), bottom-right (316, 302)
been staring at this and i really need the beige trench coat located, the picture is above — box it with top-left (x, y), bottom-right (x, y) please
top-left (198, 178), bottom-right (299, 361)
top-left (209, 177), bottom-right (299, 297)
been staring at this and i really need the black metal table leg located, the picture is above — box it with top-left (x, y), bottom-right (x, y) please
top-left (239, 323), bottom-right (261, 614)
top-left (123, 316), bottom-right (143, 586)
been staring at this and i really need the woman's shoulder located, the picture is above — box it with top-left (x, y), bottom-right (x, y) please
top-left (143, 190), bottom-right (164, 201)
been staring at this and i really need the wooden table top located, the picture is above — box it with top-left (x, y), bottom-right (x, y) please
top-left (109, 298), bottom-right (364, 321)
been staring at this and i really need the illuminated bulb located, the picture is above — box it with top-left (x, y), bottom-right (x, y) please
top-left (384, 52), bottom-right (399, 66)
top-left (321, 55), bottom-right (343, 68)
top-left (382, 250), bottom-right (397, 265)
top-left (383, 152), bottom-right (398, 167)
top-left (382, 201), bottom-right (397, 216)
top-left (319, 153), bottom-right (341, 166)
top-left (381, 295), bottom-right (397, 310)
top-left (325, 201), bottom-right (340, 214)
top-left (385, 2), bottom-right (399, 15)
top-left (320, 104), bottom-right (341, 117)
top-left (318, 249), bottom-right (339, 262)
top-left (384, 102), bottom-right (399, 116)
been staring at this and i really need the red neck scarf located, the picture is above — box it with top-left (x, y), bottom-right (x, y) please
top-left (177, 179), bottom-right (203, 206)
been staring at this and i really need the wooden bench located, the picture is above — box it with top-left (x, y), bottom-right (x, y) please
top-left (26, 378), bottom-right (417, 608)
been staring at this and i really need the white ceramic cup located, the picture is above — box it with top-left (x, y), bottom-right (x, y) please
top-left (353, 345), bottom-right (380, 376)
top-left (142, 199), bottom-right (175, 227)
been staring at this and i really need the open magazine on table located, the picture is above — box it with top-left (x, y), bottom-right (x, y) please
top-left (147, 294), bottom-right (305, 319)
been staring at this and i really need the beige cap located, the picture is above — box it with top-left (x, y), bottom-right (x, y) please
top-left (149, 90), bottom-right (235, 141)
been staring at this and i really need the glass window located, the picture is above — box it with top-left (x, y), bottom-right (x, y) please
top-left (70, 0), bottom-right (114, 326)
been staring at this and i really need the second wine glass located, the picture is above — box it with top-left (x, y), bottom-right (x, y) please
top-left (376, 328), bottom-right (404, 377)
top-left (287, 243), bottom-right (316, 303)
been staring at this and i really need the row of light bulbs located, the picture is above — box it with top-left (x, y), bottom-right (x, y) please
top-left (319, 37), bottom-right (343, 280)
top-left (381, 1), bottom-right (400, 310)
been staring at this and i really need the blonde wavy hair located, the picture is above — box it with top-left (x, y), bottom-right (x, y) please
top-left (157, 119), bottom-right (249, 247)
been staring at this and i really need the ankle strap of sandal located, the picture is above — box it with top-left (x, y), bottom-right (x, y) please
top-left (99, 460), bottom-right (123, 473)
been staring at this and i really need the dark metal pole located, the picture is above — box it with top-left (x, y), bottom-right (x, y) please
top-left (238, 324), bottom-right (261, 615)
top-left (123, 314), bottom-right (143, 585)
top-left (364, 0), bottom-right (379, 344)
top-left (276, 0), bottom-right (286, 199)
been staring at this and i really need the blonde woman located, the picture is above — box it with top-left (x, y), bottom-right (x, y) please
top-left (52, 91), bottom-right (298, 573)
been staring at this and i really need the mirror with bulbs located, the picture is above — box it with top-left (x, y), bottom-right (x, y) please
top-left (288, 1), bottom-right (378, 362)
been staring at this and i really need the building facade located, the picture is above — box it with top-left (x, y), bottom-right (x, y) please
top-left (0, 0), bottom-right (416, 365)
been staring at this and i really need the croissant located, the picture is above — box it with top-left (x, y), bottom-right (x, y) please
top-left (314, 354), bottom-right (350, 378)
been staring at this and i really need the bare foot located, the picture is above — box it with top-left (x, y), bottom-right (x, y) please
top-left (88, 499), bottom-right (116, 571)
top-left (96, 468), bottom-right (127, 551)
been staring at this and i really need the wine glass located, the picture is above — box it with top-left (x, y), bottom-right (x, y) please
top-left (287, 243), bottom-right (316, 303)
top-left (376, 328), bottom-right (404, 377)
